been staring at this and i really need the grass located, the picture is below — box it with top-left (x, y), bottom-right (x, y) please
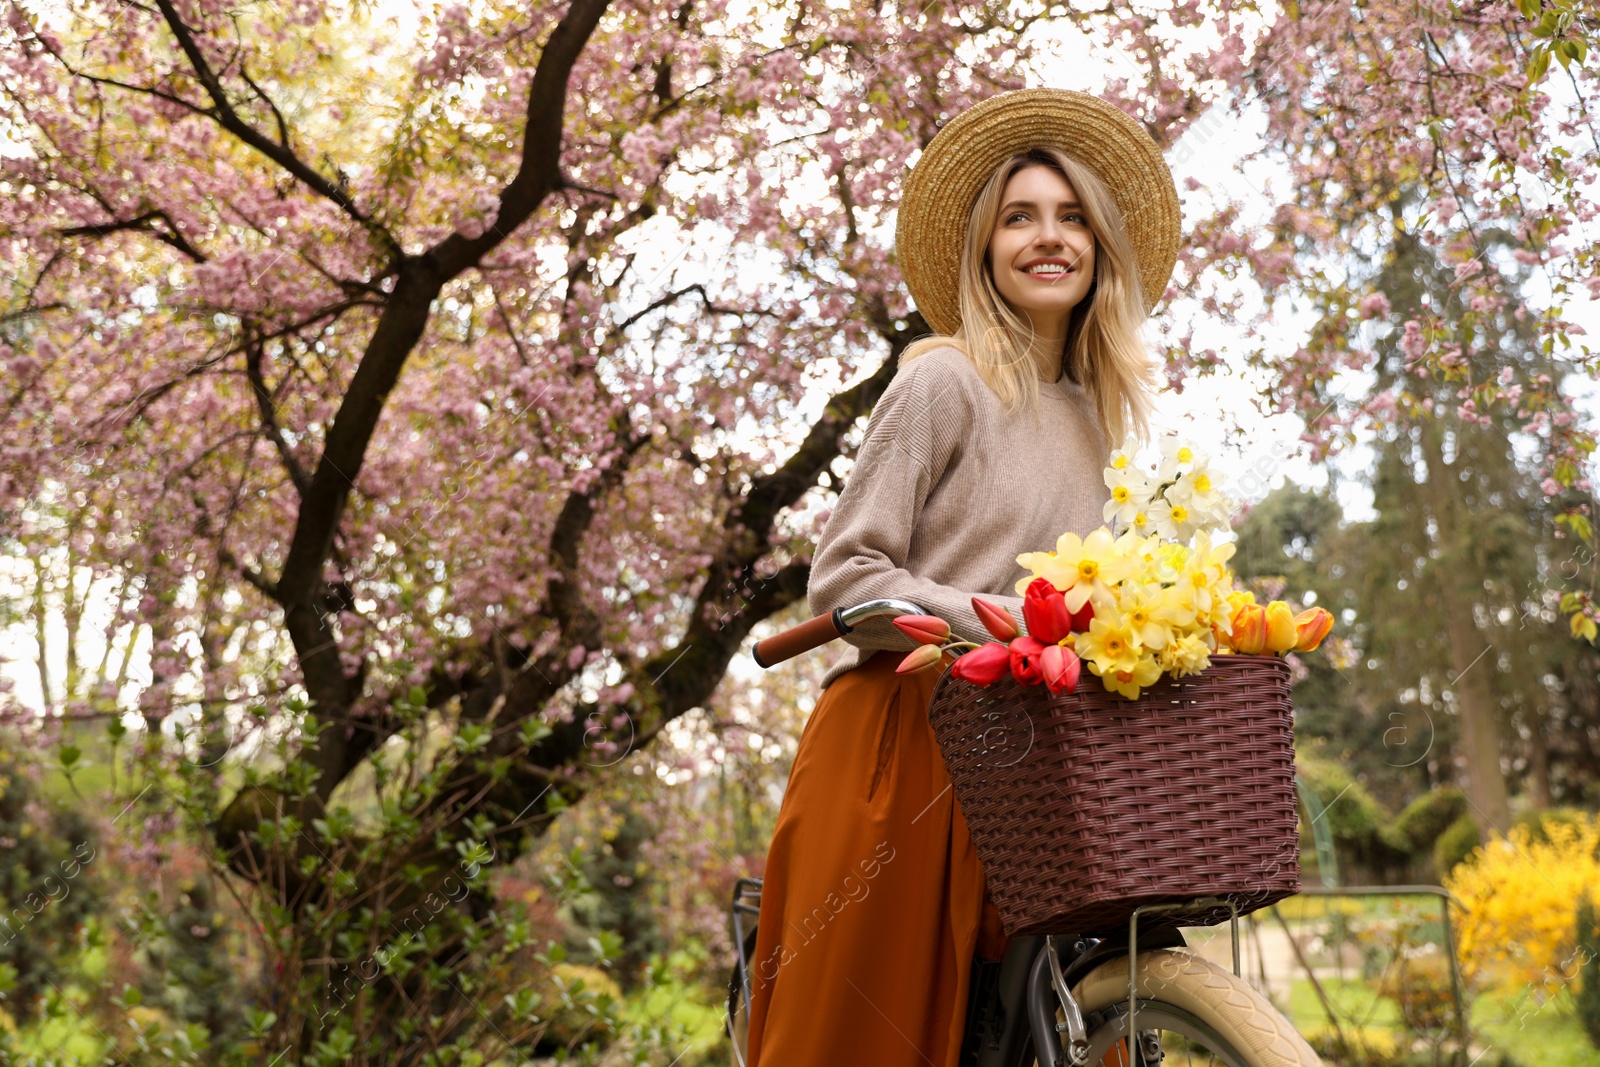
top-left (1279, 974), bottom-right (1597, 1067)
top-left (1285, 975), bottom-right (1404, 1032)
top-left (1470, 987), bottom-right (1596, 1067)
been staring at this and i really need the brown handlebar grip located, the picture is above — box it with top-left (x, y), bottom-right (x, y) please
top-left (753, 610), bottom-right (849, 668)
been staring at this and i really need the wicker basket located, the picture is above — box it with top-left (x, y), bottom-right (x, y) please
top-left (927, 653), bottom-right (1301, 937)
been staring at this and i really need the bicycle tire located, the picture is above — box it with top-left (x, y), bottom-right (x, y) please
top-left (1019, 949), bottom-right (1321, 1067)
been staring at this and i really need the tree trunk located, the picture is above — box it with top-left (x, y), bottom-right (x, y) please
top-left (1527, 706), bottom-right (1553, 809)
top-left (1420, 423), bottom-right (1513, 834)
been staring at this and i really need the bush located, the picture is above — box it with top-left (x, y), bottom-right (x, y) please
top-left (1390, 787), bottom-right (1468, 858)
top-left (1513, 807), bottom-right (1594, 848)
top-left (0, 749), bottom-right (101, 1022)
top-left (1297, 752), bottom-right (1408, 871)
top-left (1376, 950), bottom-right (1456, 1036)
top-left (1433, 814), bottom-right (1482, 877)
top-left (1445, 811), bottom-right (1600, 995)
top-left (1579, 896), bottom-right (1600, 1051)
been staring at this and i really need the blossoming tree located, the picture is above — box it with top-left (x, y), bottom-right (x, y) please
top-left (1, 0), bottom-right (1597, 1050)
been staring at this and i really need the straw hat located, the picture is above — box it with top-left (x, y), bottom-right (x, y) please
top-left (895, 88), bottom-right (1181, 336)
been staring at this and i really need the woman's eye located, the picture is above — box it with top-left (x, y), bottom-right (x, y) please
top-left (1006, 211), bottom-right (1029, 224)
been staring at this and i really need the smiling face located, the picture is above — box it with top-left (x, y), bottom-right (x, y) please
top-left (986, 163), bottom-right (1096, 349)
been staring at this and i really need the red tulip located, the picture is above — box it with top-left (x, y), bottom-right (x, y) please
top-left (1022, 577), bottom-right (1073, 645)
top-left (972, 597), bottom-right (1019, 641)
top-left (1009, 635), bottom-right (1047, 685)
top-left (1293, 607), bottom-right (1334, 652)
top-left (892, 614), bottom-right (950, 645)
top-left (1069, 600), bottom-right (1095, 634)
top-left (1041, 643), bottom-right (1081, 695)
top-left (950, 641), bottom-right (1011, 686)
top-left (896, 644), bottom-right (945, 674)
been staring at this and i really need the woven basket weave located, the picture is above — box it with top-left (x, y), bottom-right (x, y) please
top-left (927, 653), bottom-right (1301, 937)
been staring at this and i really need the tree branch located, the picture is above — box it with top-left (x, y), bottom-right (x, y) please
top-left (245, 329), bottom-right (312, 497)
top-left (430, 0), bottom-right (612, 278)
top-left (614, 283), bottom-right (778, 332)
top-left (149, 0), bottom-right (398, 256)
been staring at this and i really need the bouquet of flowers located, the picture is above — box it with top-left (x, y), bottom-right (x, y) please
top-left (894, 434), bottom-right (1334, 700)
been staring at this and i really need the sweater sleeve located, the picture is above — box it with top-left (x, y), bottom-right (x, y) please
top-left (806, 355), bottom-right (1028, 654)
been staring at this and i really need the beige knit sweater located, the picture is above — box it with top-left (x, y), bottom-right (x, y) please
top-left (808, 344), bottom-right (1112, 690)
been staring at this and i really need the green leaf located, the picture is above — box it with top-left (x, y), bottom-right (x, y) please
top-left (1556, 512), bottom-right (1595, 542)
top-left (1529, 47), bottom-right (1552, 83)
top-left (59, 745), bottom-right (82, 770)
top-left (519, 718), bottom-right (553, 747)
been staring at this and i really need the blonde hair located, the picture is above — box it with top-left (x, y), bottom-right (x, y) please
top-left (900, 146), bottom-right (1158, 446)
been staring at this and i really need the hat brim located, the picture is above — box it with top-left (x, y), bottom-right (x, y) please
top-left (895, 88), bottom-right (1181, 336)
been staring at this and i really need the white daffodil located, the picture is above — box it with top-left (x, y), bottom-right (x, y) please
top-left (1102, 464), bottom-right (1152, 528)
top-left (1154, 434), bottom-right (1196, 483)
top-left (1150, 491), bottom-right (1202, 542)
top-left (1165, 459), bottom-right (1234, 538)
top-left (1107, 434), bottom-right (1140, 475)
top-left (1145, 497), bottom-right (1182, 542)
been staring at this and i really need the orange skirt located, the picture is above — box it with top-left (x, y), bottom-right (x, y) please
top-left (746, 649), bottom-right (1009, 1067)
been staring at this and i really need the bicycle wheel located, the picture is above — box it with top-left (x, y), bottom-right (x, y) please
top-left (1064, 949), bottom-right (1322, 1067)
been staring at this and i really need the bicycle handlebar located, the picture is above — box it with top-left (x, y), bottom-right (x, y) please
top-left (751, 597), bottom-right (926, 668)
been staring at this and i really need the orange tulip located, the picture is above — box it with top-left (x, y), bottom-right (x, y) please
top-left (1293, 607), bottom-right (1334, 652)
top-left (1230, 602), bottom-right (1267, 655)
top-left (1264, 601), bottom-right (1298, 654)
top-left (892, 614), bottom-right (950, 645)
top-left (896, 644), bottom-right (945, 674)
top-left (972, 597), bottom-right (1020, 641)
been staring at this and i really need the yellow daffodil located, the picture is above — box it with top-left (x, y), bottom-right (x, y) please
top-left (1076, 615), bottom-right (1143, 676)
top-left (1122, 580), bottom-right (1196, 650)
top-left (1157, 632), bottom-right (1212, 677)
top-left (1103, 655), bottom-right (1164, 699)
top-left (1015, 528), bottom-right (1133, 612)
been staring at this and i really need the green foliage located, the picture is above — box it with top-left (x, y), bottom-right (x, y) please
top-left (1518, 0), bottom-right (1594, 85)
top-left (1578, 895), bottom-right (1600, 1050)
top-left (564, 806), bottom-right (666, 988)
top-left (0, 748), bottom-right (100, 1023)
top-left (1296, 750), bottom-right (1409, 873)
top-left (1434, 814), bottom-right (1483, 878)
top-left (127, 876), bottom-right (241, 1045)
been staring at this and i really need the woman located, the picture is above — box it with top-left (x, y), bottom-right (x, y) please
top-left (744, 88), bottom-right (1182, 1067)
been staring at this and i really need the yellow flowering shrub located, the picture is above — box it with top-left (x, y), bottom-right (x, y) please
top-left (1444, 811), bottom-right (1600, 995)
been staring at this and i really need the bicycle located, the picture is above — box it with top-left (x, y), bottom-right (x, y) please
top-left (726, 597), bottom-right (1323, 1067)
